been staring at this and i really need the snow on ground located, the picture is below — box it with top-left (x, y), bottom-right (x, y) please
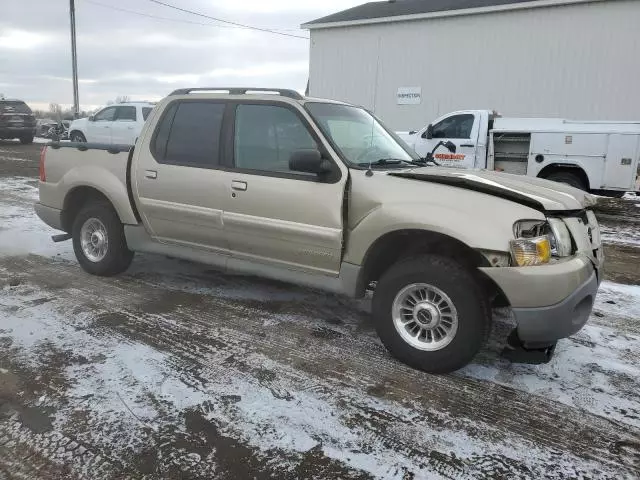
top-left (1, 278), bottom-right (634, 478)
top-left (1, 175), bottom-right (639, 478)
top-left (600, 224), bottom-right (640, 246)
top-left (0, 177), bottom-right (74, 260)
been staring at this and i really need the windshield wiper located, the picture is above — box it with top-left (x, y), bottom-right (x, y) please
top-left (358, 158), bottom-right (416, 168)
top-left (413, 157), bottom-right (440, 167)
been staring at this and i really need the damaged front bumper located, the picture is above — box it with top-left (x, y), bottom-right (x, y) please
top-left (480, 254), bottom-right (600, 362)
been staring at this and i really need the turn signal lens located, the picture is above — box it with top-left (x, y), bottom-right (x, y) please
top-left (510, 236), bottom-right (551, 266)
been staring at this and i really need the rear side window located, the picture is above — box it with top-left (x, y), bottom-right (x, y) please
top-left (142, 107), bottom-right (153, 121)
top-left (0, 101), bottom-right (32, 114)
top-left (116, 106), bottom-right (136, 121)
top-left (152, 101), bottom-right (225, 168)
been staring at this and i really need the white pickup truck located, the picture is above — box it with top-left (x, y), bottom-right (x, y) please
top-left (398, 109), bottom-right (640, 197)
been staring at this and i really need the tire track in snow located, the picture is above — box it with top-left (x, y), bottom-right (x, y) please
top-left (1, 255), bottom-right (638, 478)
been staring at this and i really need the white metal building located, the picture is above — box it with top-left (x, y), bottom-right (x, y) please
top-left (302, 0), bottom-right (640, 131)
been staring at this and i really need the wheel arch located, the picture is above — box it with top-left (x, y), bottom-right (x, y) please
top-left (69, 129), bottom-right (86, 140)
top-left (537, 163), bottom-right (590, 190)
top-left (61, 186), bottom-right (118, 232)
top-left (356, 229), bottom-right (509, 306)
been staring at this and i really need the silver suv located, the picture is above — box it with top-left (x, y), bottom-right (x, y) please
top-left (35, 88), bottom-right (603, 373)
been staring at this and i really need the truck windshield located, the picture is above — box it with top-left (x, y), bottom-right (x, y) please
top-left (305, 102), bottom-right (419, 167)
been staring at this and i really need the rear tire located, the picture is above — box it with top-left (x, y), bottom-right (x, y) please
top-left (600, 190), bottom-right (626, 199)
top-left (545, 171), bottom-right (586, 190)
top-left (70, 131), bottom-right (86, 143)
top-left (372, 255), bottom-right (491, 374)
top-left (19, 135), bottom-right (34, 145)
top-left (72, 203), bottom-right (134, 276)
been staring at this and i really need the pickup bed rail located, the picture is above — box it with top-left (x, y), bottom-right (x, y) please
top-left (48, 142), bottom-right (132, 154)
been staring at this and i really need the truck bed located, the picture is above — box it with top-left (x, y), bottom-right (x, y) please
top-left (39, 142), bottom-right (139, 229)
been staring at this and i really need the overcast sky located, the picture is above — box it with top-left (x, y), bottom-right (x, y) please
top-left (0, 0), bottom-right (363, 111)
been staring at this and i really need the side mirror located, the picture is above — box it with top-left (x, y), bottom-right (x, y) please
top-left (422, 124), bottom-right (433, 139)
top-left (289, 149), bottom-right (332, 175)
top-left (444, 141), bottom-right (456, 153)
top-left (88, 115), bottom-right (95, 121)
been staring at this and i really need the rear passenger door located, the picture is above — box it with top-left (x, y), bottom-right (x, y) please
top-left (133, 100), bottom-right (230, 255)
top-left (218, 102), bottom-right (347, 275)
top-left (111, 106), bottom-right (137, 145)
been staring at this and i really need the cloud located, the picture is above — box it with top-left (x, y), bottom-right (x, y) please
top-left (0, 0), bottom-right (363, 110)
top-left (0, 29), bottom-right (55, 50)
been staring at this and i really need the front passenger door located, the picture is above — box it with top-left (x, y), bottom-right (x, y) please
top-left (111, 106), bottom-right (137, 145)
top-left (220, 102), bottom-right (347, 275)
top-left (86, 106), bottom-right (116, 143)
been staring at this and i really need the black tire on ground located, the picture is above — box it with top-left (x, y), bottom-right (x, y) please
top-left (72, 203), bottom-right (134, 276)
top-left (372, 255), bottom-right (491, 374)
top-left (19, 135), bottom-right (34, 145)
top-left (601, 190), bottom-right (626, 199)
top-left (545, 171), bottom-right (586, 190)
top-left (70, 131), bottom-right (86, 143)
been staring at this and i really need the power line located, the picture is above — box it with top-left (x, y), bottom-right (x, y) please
top-left (83, 0), bottom-right (300, 32)
top-left (83, 0), bottom-right (249, 28)
top-left (147, 0), bottom-right (309, 40)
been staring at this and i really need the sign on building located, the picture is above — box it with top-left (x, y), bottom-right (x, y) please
top-left (397, 87), bottom-right (421, 105)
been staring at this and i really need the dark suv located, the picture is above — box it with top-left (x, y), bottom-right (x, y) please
top-left (0, 99), bottom-right (36, 144)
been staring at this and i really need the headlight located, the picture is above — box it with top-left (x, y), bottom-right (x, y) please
top-left (510, 236), bottom-right (551, 266)
top-left (511, 219), bottom-right (573, 266)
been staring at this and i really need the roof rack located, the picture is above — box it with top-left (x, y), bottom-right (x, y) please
top-left (168, 87), bottom-right (304, 100)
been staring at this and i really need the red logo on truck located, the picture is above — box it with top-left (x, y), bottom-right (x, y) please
top-left (435, 154), bottom-right (465, 160)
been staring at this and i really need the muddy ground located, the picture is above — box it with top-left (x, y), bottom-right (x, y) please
top-left (0, 139), bottom-right (639, 479)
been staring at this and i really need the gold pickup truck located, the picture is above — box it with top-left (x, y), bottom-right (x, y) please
top-left (34, 88), bottom-right (603, 373)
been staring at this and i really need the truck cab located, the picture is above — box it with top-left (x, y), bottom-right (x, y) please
top-left (399, 110), bottom-right (640, 196)
top-left (398, 110), bottom-right (495, 169)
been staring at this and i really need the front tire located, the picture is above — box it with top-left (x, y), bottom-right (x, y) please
top-left (20, 135), bottom-right (34, 145)
top-left (372, 255), bottom-right (490, 374)
top-left (72, 203), bottom-right (134, 276)
top-left (70, 131), bottom-right (86, 143)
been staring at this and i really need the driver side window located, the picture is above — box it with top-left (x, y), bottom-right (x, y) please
top-left (234, 104), bottom-right (317, 175)
top-left (432, 114), bottom-right (474, 139)
top-left (94, 107), bottom-right (116, 122)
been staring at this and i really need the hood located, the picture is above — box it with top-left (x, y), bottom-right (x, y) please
top-left (388, 167), bottom-right (595, 212)
top-left (70, 118), bottom-right (88, 129)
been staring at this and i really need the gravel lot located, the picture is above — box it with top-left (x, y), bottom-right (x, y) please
top-left (1, 139), bottom-right (639, 479)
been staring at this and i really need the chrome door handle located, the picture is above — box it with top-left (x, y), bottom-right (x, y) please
top-left (231, 180), bottom-right (247, 191)
top-left (145, 170), bottom-right (157, 179)
top-left (127, 126), bottom-right (134, 129)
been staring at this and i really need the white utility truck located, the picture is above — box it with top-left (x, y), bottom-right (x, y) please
top-left (398, 110), bottom-right (640, 197)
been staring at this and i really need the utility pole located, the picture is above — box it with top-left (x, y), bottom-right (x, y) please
top-left (69, 0), bottom-right (80, 118)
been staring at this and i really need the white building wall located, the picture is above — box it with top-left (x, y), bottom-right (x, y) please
top-left (308, 0), bottom-right (640, 131)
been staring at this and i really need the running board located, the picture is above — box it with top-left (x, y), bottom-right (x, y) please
top-left (52, 233), bottom-right (72, 243)
top-left (501, 330), bottom-right (557, 364)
